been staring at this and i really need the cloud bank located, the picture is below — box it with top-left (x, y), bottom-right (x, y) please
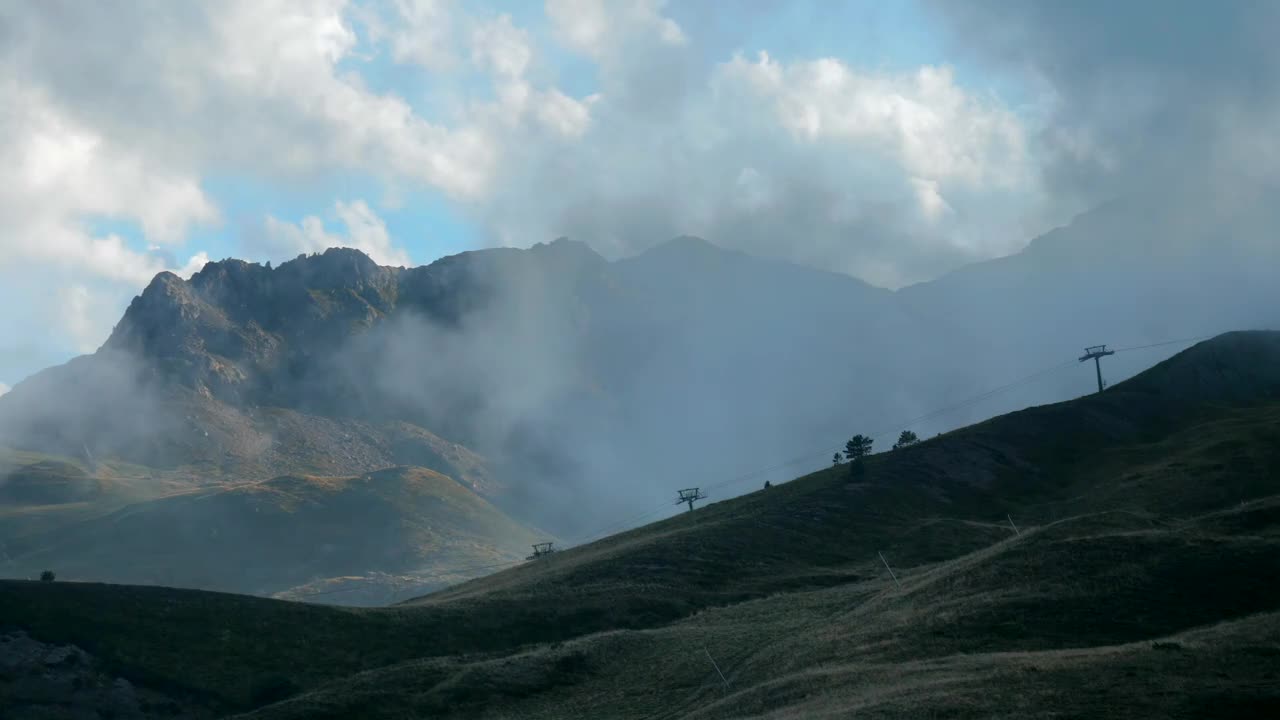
top-left (926, 0), bottom-right (1280, 209)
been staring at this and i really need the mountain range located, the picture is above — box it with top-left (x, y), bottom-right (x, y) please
top-left (3, 330), bottom-right (1278, 718)
top-left (0, 193), bottom-right (1277, 602)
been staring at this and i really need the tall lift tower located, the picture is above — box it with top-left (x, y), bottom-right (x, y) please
top-left (1079, 345), bottom-right (1115, 394)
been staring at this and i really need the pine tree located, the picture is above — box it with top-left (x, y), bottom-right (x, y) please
top-left (844, 434), bottom-right (873, 478)
top-left (893, 430), bottom-right (920, 450)
top-left (844, 434), bottom-right (873, 461)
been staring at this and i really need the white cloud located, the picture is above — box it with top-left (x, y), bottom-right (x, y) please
top-left (546, 0), bottom-right (685, 59)
top-left (264, 200), bottom-right (411, 267)
top-left (177, 252), bottom-right (213, 278)
top-left (546, 0), bottom-right (613, 58)
top-left (471, 14), bottom-right (532, 79)
top-left (211, 0), bottom-right (496, 196)
top-left (717, 54), bottom-right (1030, 188)
top-left (3, 0), bottom-right (499, 198)
top-left (533, 89), bottom-right (597, 137)
top-left (358, 0), bottom-right (601, 146)
top-left (910, 177), bottom-right (953, 222)
top-left (0, 80), bottom-right (218, 280)
top-left (457, 10), bottom-right (597, 138)
top-left (926, 0), bottom-right (1280, 209)
top-left (468, 33), bottom-right (1047, 288)
top-left (0, 0), bottom-right (502, 365)
top-left (0, 383), bottom-right (9, 398)
top-left (733, 168), bottom-right (775, 213)
top-left (58, 285), bottom-right (110, 355)
top-left (0, 0), bottom-right (1055, 375)
top-left (375, 0), bottom-right (460, 71)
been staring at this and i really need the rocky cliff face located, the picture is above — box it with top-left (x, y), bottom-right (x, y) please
top-left (102, 248), bottom-right (402, 404)
top-left (0, 630), bottom-right (193, 720)
top-left (0, 241), bottom-right (611, 515)
top-left (95, 242), bottom-right (609, 409)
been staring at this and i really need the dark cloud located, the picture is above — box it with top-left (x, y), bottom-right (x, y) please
top-left (927, 0), bottom-right (1280, 206)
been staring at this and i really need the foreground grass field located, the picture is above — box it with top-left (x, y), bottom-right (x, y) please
top-left (2, 331), bottom-right (1279, 718)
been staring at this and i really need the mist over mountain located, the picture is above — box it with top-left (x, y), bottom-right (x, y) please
top-left (1, 193), bottom-right (1277, 548)
top-left (5, 329), bottom-right (1280, 718)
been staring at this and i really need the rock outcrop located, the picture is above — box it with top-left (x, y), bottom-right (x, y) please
top-left (0, 631), bottom-right (195, 719)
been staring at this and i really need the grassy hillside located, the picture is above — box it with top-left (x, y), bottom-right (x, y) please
top-left (0, 403), bottom-right (513, 603)
top-left (0, 447), bottom-right (197, 556)
top-left (2, 332), bottom-right (1278, 718)
top-left (3, 466), bottom-right (545, 604)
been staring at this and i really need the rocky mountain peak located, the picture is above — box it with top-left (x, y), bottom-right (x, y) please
top-left (276, 247), bottom-right (397, 292)
top-left (104, 271), bottom-right (211, 355)
top-left (189, 257), bottom-right (270, 292)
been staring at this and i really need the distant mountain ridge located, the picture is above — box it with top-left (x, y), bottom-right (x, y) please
top-left (0, 235), bottom-right (940, 514)
top-left (0, 195), bottom-right (1277, 601)
top-left (5, 199), bottom-right (1279, 493)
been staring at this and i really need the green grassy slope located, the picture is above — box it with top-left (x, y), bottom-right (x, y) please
top-left (0, 406), bottom-right (514, 603)
top-left (3, 466), bottom-right (545, 602)
top-left (233, 511), bottom-right (1280, 720)
top-left (2, 331), bottom-right (1278, 719)
top-left (0, 448), bottom-right (193, 554)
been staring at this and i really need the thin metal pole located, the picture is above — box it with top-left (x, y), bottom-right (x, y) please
top-left (705, 648), bottom-right (729, 688)
top-left (879, 551), bottom-right (901, 589)
top-left (1007, 514), bottom-right (1021, 536)
top-left (1094, 356), bottom-right (1104, 393)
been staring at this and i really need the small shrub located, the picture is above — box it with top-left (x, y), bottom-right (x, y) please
top-left (39, 570), bottom-right (56, 582)
top-left (1151, 641), bottom-right (1184, 652)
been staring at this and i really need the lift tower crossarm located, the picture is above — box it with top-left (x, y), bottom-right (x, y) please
top-left (526, 542), bottom-right (556, 560)
top-left (676, 487), bottom-right (707, 512)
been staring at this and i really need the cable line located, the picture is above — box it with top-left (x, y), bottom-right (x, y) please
top-left (299, 330), bottom-right (1222, 598)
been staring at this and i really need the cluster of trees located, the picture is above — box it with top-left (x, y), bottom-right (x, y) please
top-left (832, 430), bottom-right (920, 476)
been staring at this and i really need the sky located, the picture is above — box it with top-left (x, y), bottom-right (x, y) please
top-left (1, 0), bottom-right (1277, 392)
